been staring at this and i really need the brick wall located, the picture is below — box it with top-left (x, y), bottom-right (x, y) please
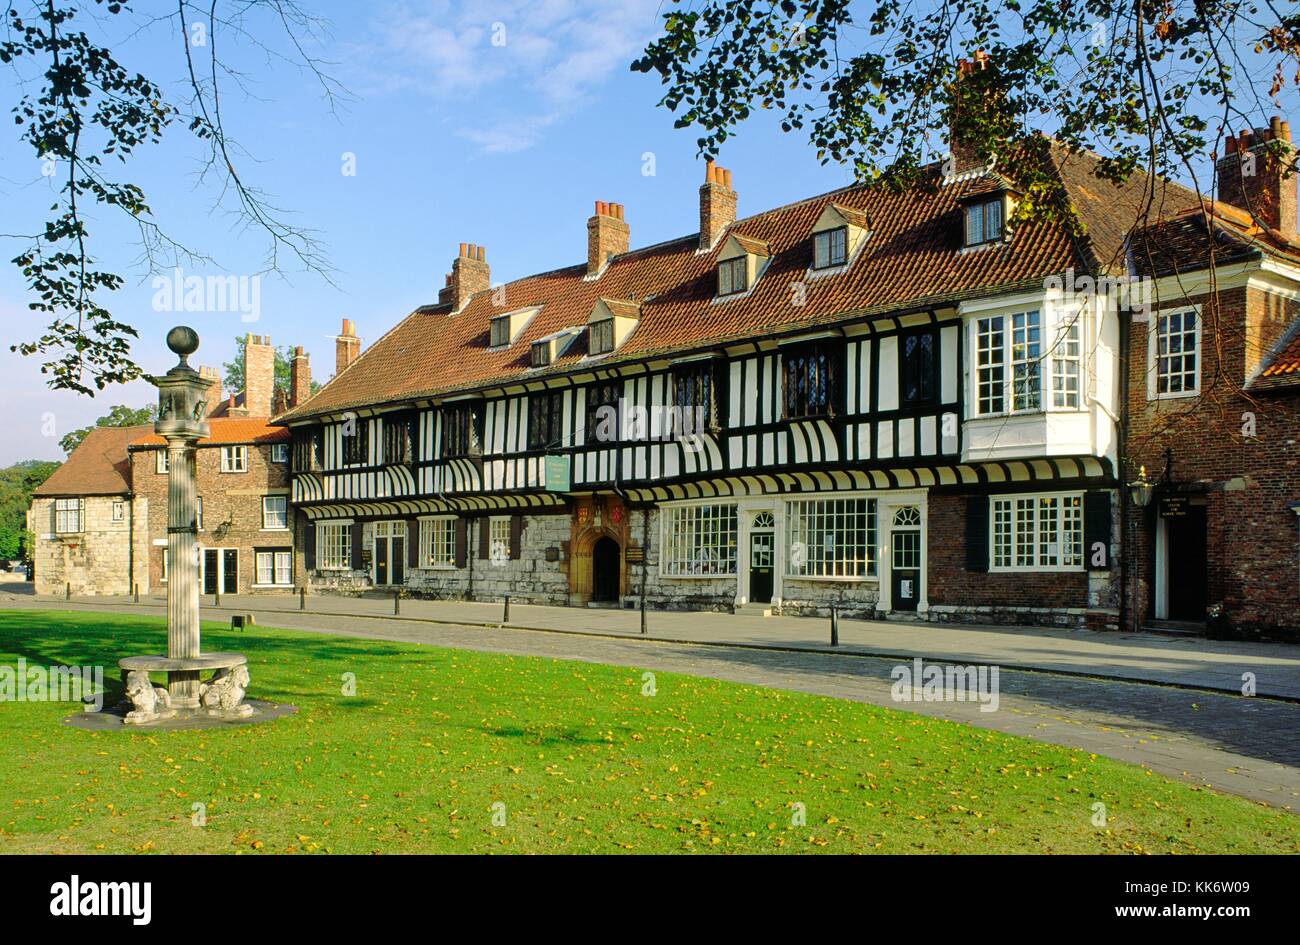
top-left (1127, 284), bottom-right (1300, 635)
top-left (132, 442), bottom-right (292, 595)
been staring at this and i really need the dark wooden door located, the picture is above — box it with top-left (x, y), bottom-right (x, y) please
top-left (1166, 504), bottom-right (1207, 621)
top-left (749, 531), bottom-right (774, 603)
top-left (891, 529), bottom-right (921, 612)
top-left (222, 549), bottom-right (238, 594)
top-left (391, 537), bottom-right (405, 586)
top-left (592, 537), bottom-right (620, 603)
top-left (203, 549), bottom-right (218, 595)
top-left (375, 537), bottom-right (389, 586)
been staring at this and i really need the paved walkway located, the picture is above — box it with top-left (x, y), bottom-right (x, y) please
top-left (16, 587), bottom-right (1300, 699)
top-left (4, 590), bottom-right (1300, 809)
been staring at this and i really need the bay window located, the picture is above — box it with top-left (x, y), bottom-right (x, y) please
top-left (661, 503), bottom-right (738, 576)
top-left (421, 517), bottom-right (456, 568)
top-left (973, 308), bottom-right (1083, 415)
top-left (317, 522), bottom-right (352, 570)
top-left (54, 498), bottom-right (83, 534)
top-left (786, 497), bottom-right (877, 578)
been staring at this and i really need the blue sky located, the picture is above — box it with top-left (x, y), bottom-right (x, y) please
top-left (0, 0), bottom-right (852, 465)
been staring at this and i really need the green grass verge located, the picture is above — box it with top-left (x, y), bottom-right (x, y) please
top-left (0, 610), bottom-right (1294, 854)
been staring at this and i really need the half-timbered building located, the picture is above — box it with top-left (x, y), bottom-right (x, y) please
top-left (277, 130), bottom-right (1214, 628)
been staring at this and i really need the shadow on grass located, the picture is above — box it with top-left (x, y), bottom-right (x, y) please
top-left (484, 724), bottom-right (607, 747)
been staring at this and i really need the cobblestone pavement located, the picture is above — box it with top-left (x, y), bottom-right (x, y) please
top-left (6, 595), bottom-right (1299, 810)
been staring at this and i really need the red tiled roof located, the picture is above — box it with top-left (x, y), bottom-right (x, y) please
top-left (1256, 324), bottom-right (1300, 388)
top-left (128, 418), bottom-right (289, 449)
top-left (33, 425), bottom-right (149, 497)
top-left (278, 143), bottom-right (1203, 422)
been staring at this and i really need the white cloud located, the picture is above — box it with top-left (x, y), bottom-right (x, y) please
top-left (354, 0), bottom-right (660, 152)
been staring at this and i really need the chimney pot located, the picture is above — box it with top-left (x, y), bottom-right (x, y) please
top-left (587, 198), bottom-right (630, 277)
top-left (290, 345), bottom-right (312, 409)
top-left (448, 242), bottom-right (490, 310)
top-left (1217, 114), bottom-right (1296, 233)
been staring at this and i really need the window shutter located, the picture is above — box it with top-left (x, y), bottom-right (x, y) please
top-left (407, 517), bottom-right (421, 568)
top-left (965, 496), bottom-right (989, 572)
top-left (350, 522), bottom-right (363, 571)
top-left (1083, 491), bottom-right (1112, 571)
top-left (478, 518), bottom-right (490, 559)
top-left (454, 519), bottom-right (468, 569)
top-left (509, 515), bottom-right (524, 560)
top-left (304, 520), bottom-right (316, 571)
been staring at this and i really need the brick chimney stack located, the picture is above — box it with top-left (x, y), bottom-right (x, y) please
top-left (198, 366), bottom-right (222, 417)
top-left (336, 318), bottom-right (360, 375)
top-left (699, 160), bottom-right (736, 251)
top-left (243, 333), bottom-right (275, 418)
top-left (439, 243), bottom-right (490, 311)
top-left (587, 201), bottom-right (630, 277)
top-left (948, 50), bottom-right (997, 177)
top-left (289, 345), bottom-right (312, 408)
top-left (1217, 116), bottom-right (1296, 233)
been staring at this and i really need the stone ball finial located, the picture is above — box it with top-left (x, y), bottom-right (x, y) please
top-left (167, 326), bottom-right (200, 359)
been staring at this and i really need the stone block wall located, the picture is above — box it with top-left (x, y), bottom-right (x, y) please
top-left (31, 496), bottom-right (132, 596)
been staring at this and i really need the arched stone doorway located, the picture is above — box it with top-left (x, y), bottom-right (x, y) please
top-left (591, 536), bottom-right (621, 603)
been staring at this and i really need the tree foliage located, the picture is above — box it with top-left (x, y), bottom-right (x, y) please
top-left (58, 403), bottom-right (155, 455)
top-left (1, 1), bottom-right (341, 395)
top-left (0, 460), bottom-right (60, 560)
top-left (221, 334), bottom-right (319, 399)
top-left (634, 0), bottom-right (1300, 239)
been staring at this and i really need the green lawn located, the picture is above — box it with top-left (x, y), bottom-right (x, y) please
top-left (0, 610), bottom-right (1294, 854)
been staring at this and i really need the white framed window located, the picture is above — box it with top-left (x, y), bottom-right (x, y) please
top-left (1052, 316), bottom-right (1082, 408)
top-left (718, 256), bottom-right (747, 296)
top-left (589, 318), bottom-right (615, 355)
top-left (1010, 310), bottom-right (1042, 411)
top-left (221, 446), bottom-right (248, 472)
top-left (111, 500), bottom-right (125, 522)
top-left (196, 496), bottom-right (203, 531)
top-left (156, 450), bottom-right (169, 474)
top-left (973, 308), bottom-right (1081, 415)
top-left (256, 550), bottom-right (293, 586)
top-left (161, 548), bottom-right (168, 583)
top-left (813, 227), bottom-right (848, 269)
top-left (54, 498), bottom-right (83, 534)
top-left (1150, 307), bottom-right (1200, 397)
top-left (317, 522), bottom-right (352, 570)
top-left (661, 503), bottom-right (738, 576)
top-left (488, 516), bottom-right (511, 563)
top-left (262, 495), bottom-right (288, 530)
top-left (421, 517), bottom-right (456, 568)
top-left (976, 315), bottom-right (1006, 414)
top-left (270, 443), bottom-right (289, 463)
top-left (990, 492), bottom-right (1084, 571)
top-left (786, 496), bottom-right (877, 579)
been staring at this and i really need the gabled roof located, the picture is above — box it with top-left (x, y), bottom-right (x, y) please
top-left (726, 233), bottom-right (772, 257)
top-left (33, 425), bottom-right (149, 497)
top-left (593, 298), bottom-right (641, 321)
top-left (128, 418), bottom-right (289, 449)
top-left (277, 142), bottom-right (1206, 423)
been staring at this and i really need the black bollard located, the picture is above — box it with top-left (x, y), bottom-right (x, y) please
top-left (133, 583), bottom-right (140, 604)
top-left (65, 581), bottom-right (71, 601)
top-left (502, 594), bottom-right (511, 623)
top-left (830, 605), bottom-right (839, 646)
top-left (299, 585), bottom-right (306, 611)
top-left (394, 590), bottom-right (401, 615)
top-left (640, 595), bottom-right (648, 635)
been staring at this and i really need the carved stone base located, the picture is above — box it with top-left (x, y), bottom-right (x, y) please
top-left (121, 669), bottom-right (177, 725)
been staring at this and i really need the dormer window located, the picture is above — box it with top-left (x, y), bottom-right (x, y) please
top-left (531, 327), bottom-right (583, 368)
top-left (490, 316), bottom-right (511, 348)
top-left (488, 305), bottom-right (540, 350)
top-left (715, 234), bottom-right (770, 299)
top-left (587, 298), bottom-right (640, 356)
top-left (718, 257), bottom-right (747, 296)
top-left (808, 203), bottom-right (868, 274)
top-left (813, 226), bottom-right (848, 269)
top-left (965, 198), bottom-right (1004, 246)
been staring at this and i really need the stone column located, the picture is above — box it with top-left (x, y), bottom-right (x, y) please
top-left (166, 439), bottom-right (202, 707)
